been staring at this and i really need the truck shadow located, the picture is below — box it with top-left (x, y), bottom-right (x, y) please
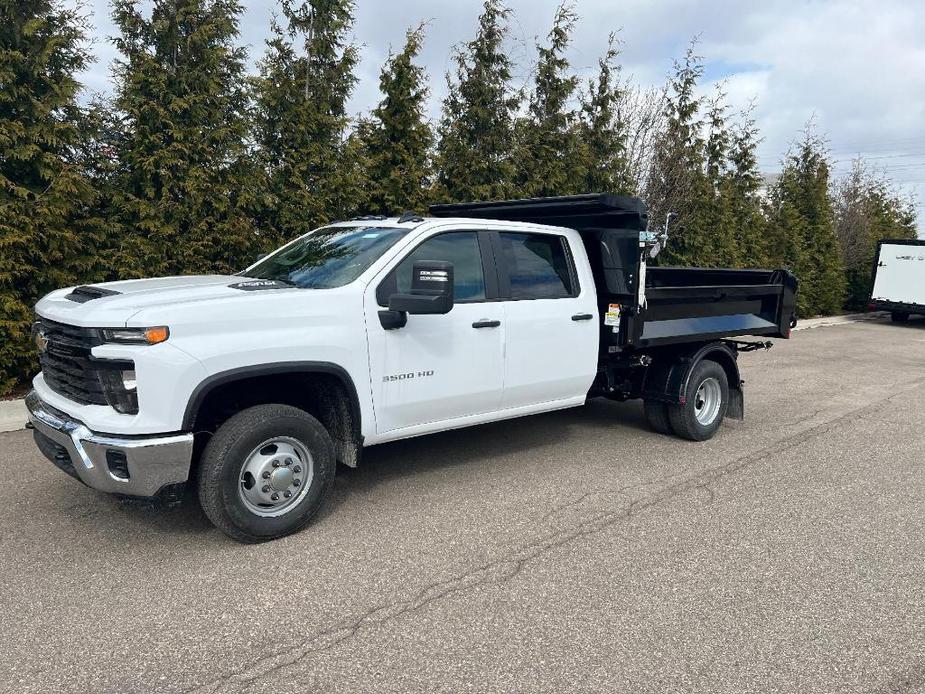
top-left (107, 398), bottom-right (653, 539)
top-left (319, 397), bottom-right (651, 520)
top-left (889, 316), bottom-right (925, 329)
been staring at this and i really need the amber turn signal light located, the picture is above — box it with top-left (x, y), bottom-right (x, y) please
top-left (144, 326), bottom-right (170, 344)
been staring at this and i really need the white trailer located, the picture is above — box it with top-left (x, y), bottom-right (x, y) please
top-left (870, 239), bottom-right (925, 322)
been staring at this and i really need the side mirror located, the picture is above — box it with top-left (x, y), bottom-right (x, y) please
top-left (389, 260), bottom-right (454, 315)
top-left (256, 253), bottom-right (268, 262)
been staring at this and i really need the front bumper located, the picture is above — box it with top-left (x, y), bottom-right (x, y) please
top-left (26, 391), bottom-right (194, 497)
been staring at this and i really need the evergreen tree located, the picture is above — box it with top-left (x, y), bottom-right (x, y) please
top-left (766, 127), bottom-right (845, 316)
top-left (0, 0), bottom-right (100, 393)
top-left (357, 24), bottom-right (433, 216)
top-left (833, 159), bottom-right (917, 309)
top-left (253, 0), bottom-right (361, 246)
top-left (513, 3), bottom-right (583, 197)
top-left (700, 85), bottom-right (739, 266)
top-left (703, 88), bottom-right (730, 186)
top-left (646, 41), bottom-right (712, 267)
top-left (578, 34), bottom-right (631, 194)
top-left (109, 0), bottom-right (256, 278)
top-left (433, 0), bottom-right (519, 202)
top-left (721, 102), bottom-right (768, 267)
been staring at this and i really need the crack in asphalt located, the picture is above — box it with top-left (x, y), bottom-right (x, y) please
top-left (183, 377), bottom-right (925, 694)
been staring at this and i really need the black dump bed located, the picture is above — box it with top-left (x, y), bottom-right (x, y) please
top-left (430, 193), bottom-right (798, 353)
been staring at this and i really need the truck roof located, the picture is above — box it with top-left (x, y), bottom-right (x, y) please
top-left (332, 215), bottom-right (574, 234)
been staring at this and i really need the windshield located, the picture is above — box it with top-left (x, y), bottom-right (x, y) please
top-left (243, 225), bottom-right (409, 289)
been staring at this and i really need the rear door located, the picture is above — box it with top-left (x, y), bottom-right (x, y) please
top-left (492, 228), bottom-right (599, 410)
top-left (872, 242), bottom-right (925, 305)
top-left (365, 229), bottom-right (506, 435)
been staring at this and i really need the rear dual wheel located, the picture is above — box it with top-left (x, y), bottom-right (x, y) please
top-left (644, 359), bottom-right (729, 441)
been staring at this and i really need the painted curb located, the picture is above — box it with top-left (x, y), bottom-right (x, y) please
top-left (0, 398), bottom-right (29, 434)
top-left (792, 312), bottom-right (884, 331)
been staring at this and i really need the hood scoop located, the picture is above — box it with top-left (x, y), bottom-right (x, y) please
top-left (64, 285), bottom-right (121, 303)
top-left (228, 279), bottom-right (294, 291)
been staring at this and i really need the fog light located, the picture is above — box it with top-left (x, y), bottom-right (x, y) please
top-left (106, 450), bottom-right (130, 479)
top-left (99, 367), bottom-right (139, 415)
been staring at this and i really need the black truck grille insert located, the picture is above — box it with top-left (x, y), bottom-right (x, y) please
top-left (36, 318), bottom-right (110, 405)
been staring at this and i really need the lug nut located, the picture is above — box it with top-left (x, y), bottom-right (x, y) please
top-left (272, 460), bottom-right (280, 468)
top-left (271, 493), bottom-right (279, 501)
top-left (262, 471), bottom-right (271, 479)
top-left (293, 479), bottom-right (300, 487)
top-left (262, 485), bottom-right (270, 493)
top-left (293, 466), bottom-right (302, 474)
top-left (284, 491), bottom-right (292, 498)
top-left (285, 458), bottom-right (293, 466)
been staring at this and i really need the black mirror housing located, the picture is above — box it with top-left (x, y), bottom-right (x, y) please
top-left (388, 260), bottom-right (454, 315)
top-left (378, 309), bottom-right (407, 330)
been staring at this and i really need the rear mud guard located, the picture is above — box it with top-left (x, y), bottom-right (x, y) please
top-left (642, 341), bottom-right (744, 420)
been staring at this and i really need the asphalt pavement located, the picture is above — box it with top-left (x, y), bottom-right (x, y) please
top-left (2, 314), bottom-right (924, 694)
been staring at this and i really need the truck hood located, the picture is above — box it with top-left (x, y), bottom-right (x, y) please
top-left (35, 275), bottom-right (299, 327)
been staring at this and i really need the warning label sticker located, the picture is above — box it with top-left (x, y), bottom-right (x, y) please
top-left (604, 303), bottom-right (621, 329)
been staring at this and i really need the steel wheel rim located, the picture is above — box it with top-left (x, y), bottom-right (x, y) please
top-left (694, 377), bottom-right (722, 426)
top-left (238, 436), bottom-right (314, 517)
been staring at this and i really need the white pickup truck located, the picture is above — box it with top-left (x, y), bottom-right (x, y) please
top-left (27, 194), bottom-right (797, 542)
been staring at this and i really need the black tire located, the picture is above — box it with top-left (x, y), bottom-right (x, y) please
top-left (643, 399), bottom-right (672, 435)
top-left (197, 404), bottom-right (335, 543)
top-left (891, 311), bottom-right (910, 323)
top-left (667, 359), bottom-right (729, 441)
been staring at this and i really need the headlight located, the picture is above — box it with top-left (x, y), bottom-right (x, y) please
top-left (99, 367), bottom-right (139, 415)
top-left (102, 326), bottom-right (169, 345)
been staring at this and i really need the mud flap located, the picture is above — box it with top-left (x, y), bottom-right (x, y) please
top-left (727, 387), bottom-right (744, 420)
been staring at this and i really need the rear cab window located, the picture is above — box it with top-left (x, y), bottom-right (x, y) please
top-left (497, 232), bottom-right (579, 300)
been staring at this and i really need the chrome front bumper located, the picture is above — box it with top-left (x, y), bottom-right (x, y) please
top-left (26, 391), bottom-right (194, 497)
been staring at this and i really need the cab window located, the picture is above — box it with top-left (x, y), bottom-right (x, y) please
top-left (497, 232), bottom-right (578, 300)
top-left (377, 231), bottom-right (487, 306)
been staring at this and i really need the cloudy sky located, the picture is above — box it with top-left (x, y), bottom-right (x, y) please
top-left (74, 0), bottom-right (925, 233)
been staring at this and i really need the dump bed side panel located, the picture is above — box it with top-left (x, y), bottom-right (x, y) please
top-left (598, 267), bottom-right (798, 351)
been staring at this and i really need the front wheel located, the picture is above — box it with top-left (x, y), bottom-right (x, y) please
top-left (667, 359), bottom-right (729, 441)
top-left (197, 404), bottom-right (335, 543)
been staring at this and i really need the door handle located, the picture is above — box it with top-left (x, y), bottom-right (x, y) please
top-left (571, 313), bottom-right (594, 321)
top-left (472, 319), bottom-right (501, 329)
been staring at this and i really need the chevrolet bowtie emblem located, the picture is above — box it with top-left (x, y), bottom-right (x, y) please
top-left (34, 330), bottom-right (49, 353)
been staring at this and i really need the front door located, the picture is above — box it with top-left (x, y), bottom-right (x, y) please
top-left (365, 230), bottom-right (505, 434)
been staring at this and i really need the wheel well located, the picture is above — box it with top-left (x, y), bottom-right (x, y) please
top-left (641, 341), bottom-right (743, 416)
top-left (699, 347), bottom-right (741, 391)
top-left (188, 369), bottom-right (362, 467)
